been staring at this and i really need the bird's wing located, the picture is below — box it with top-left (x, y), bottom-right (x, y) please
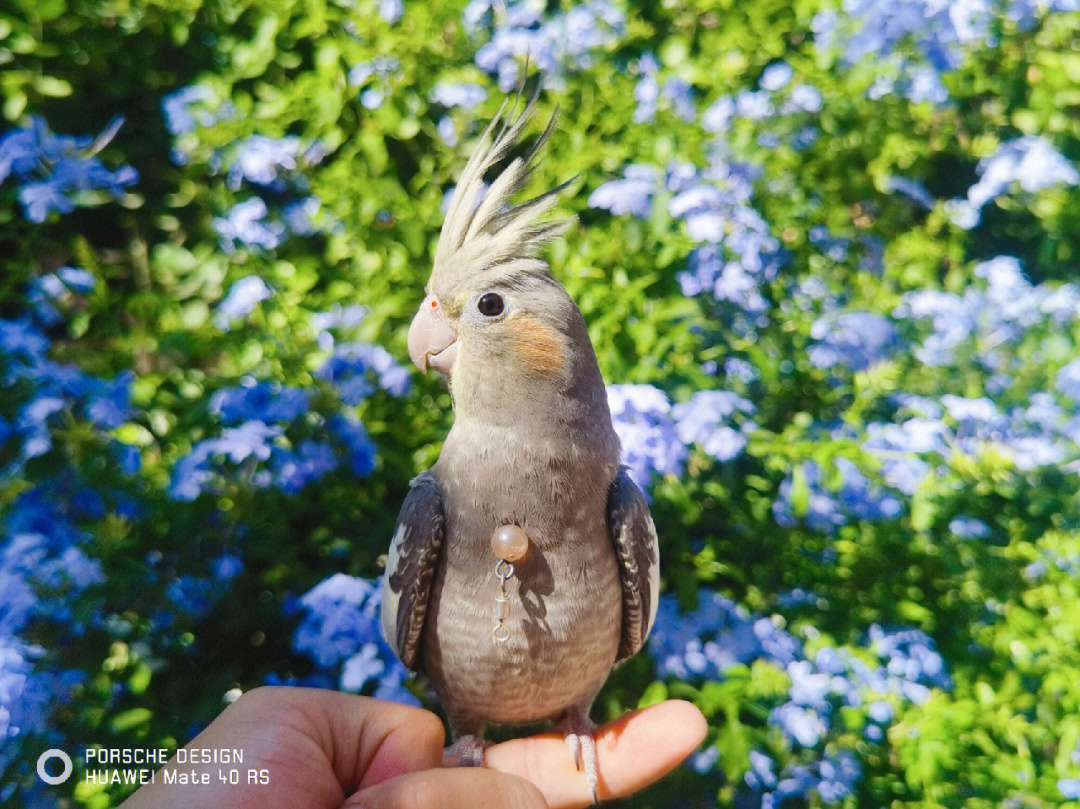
top-left (381, 471), bottom-right (445, 671)
top-left (607, 466), bottom-right (661, 661)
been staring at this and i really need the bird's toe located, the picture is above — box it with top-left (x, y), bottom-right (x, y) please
top-left (564, 731), bottom-right (599, 803)
top-left (442, 734), bottom-right (489, 768)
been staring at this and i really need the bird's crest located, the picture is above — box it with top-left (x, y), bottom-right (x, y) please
top-left (431, 88), bottom-right (576, 294)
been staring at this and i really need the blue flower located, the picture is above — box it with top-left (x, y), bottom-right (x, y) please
top-left (1, 117), bottom-right (137, 222)
top-left (815, 751), bottom-right (861, 802)
top-left (330, 414), bottom-right (377, 478)
top-left (212, 554), bottom-right (244, 581)
top-left (0, 639), bottom-right (49, 744)
top-left (606, 384), bottom-right (687, 488)
top-left (282, 196), bottom-right (322, 236)
top-left (341, 642), bottom-right (387, 690)
top-left (227, 135), bottom-right (306, 191)
top-left (886, 176), bottom-right (935, 208)
top-left (378, 0), bottom-right (403, 23)
top-left (950, 136), bottom-right (1079, 228)
top-left (770, 701), bottom-right (827, 747)
top-left (671, 390), bottom-right (756, 463)
top-left (1060, 779), bottom-right (1080, 800)
top-left (213, 275), bottom-right (274, 328)
top-left (167, 576), bottom-right (215, 616)
top-left (361, 88), bottom-right (385, 109)
top-left (210, 380), bottom-right (310, 425)
top-left (273, 441), bottom-right (339, 494)
top-left (702, 97), bottom-right (735, 132)
top-left (430, 82), bottom-right (487, 109)
top-left (774, 459), bottom-right (903, 534)
top-left (470, 0), bottom-right (624, 90)
top-left (214, 199), bottom-right (286, 253)
top-left (1057, 359), bottom-right (1080, 402)
top-left (169, 421), bottom-right (282, 500)
top-left (745, 750), bottom-right (777, 789)
top-left (760, 62), bottom-right (794, 91)
top-left (786, 84), bottom-right (823, 113)
top-left (0, 318), bottom-right (50, 362)
top-left (808, 311), bottom-right (901, 372)
top-left (317, 342), bottom-right (411, 402)
top-left (587, 164), bottom-right (658, 218)
top-left (437, 116), bottom-right (458, 146)
top-left (662, 78), bottom-right (696, 121)
top-left (293, 574), bottom-right (414, 703)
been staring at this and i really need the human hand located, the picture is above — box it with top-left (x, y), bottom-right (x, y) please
top-left (120, 686), bottom-right (706, 809)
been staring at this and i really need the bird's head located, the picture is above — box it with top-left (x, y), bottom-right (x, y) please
top-left (407, 92), bottom-right (605, 423)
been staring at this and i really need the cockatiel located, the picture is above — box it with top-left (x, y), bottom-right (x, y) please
top-left (380, 90), bottom-right (659, 801)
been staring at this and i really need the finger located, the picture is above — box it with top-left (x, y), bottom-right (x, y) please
top-left (347, 767), bottom-right (548, 809)
top-left (234, 687), bottom-right (446, 789)
top-left (120, 688), bottom-right (445, 809)
top-left (483, 700), bottom-right (707, 809)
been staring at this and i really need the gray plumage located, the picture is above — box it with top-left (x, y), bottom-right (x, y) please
top-left (381, 90), bottom-right (660, 749)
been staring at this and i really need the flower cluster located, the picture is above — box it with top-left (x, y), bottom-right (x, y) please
top-left (466, 0), bottom-right (624, 90)
top-left (946, 136), bottom-right (1080, 229)
top-left (169, 331), bottom-right (409, 500)
top-left (607, 385), bottom-right (756, 487)
top-left (292, 574), bottom-right (415, 703)
top-left (0, 116), bottom-right (137, 222)
top-left (653, 589), bottom-right (952, 805)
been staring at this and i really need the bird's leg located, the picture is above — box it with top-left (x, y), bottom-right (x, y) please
top-left (442, 720), bottom-right (488, 768)
top-left (554, 708), bottom-right (599, 803)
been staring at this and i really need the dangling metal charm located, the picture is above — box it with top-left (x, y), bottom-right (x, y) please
top-left (492, 558), bottom-right (514, 643)
top-left (490, 523), bottom-right (529, 644)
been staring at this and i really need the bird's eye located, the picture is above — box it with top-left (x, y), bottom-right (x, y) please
top-left (477, 292), bottom-right (504, 317)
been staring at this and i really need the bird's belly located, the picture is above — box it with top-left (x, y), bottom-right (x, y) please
top-left (423, 532), bottom-right (622, 729)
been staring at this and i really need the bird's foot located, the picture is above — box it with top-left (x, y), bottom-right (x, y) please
top-left (555, 713), bottom-right (599, 804)
top-left (442, 734), bottom-right (488, 768)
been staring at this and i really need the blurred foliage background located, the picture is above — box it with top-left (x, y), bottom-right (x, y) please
top-left (4, 0), bottom-right (1080, 806)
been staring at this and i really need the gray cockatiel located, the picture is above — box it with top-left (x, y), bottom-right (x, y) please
top-left (380, 91), bottom-right (659, 800)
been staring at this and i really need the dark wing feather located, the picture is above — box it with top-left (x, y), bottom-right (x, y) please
top-left (607, 466), bottom-right (661, 661)
top-left (380, 471), bottom-right (445, 671)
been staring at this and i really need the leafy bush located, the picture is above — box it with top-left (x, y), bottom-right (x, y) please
top-left (3, 0), bottom-right (1080, 806)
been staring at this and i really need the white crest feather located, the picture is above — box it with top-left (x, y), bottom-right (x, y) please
top-left (431, 88), bottom-right (576, 293)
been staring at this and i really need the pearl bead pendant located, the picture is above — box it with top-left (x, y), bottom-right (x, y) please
top-left (490, 524), bottom-right (529, 562)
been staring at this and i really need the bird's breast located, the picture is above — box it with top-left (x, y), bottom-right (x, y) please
top-left (422, 423), bottom-right (623, 728)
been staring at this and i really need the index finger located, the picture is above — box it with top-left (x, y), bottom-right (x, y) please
top-left (483, 700), bottom-right (707, 809)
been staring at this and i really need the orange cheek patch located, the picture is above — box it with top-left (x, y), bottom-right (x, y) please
top-left (509, 315), bottom-right (568, 377)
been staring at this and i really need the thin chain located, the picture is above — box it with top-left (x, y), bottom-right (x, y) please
top-left (492, 559), bottom-right (514, 643)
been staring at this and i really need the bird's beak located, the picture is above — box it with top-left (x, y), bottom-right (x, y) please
top-left (407, 296), bottom-right (458, 375)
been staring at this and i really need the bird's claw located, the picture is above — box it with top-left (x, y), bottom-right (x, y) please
top-left (442, 734), bottom-right (488, 768)
top-left (556, 712), bottom-right (599, 804)
top-left (564, 731), bottom-right (599, 803)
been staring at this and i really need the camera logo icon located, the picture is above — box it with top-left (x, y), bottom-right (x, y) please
top-left (36, 749), bottom-right (73, 785)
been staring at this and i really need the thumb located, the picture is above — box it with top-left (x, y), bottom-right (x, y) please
top-left (120, 687), bottom-right (446, 809)
top-left (231, 687), bottom-right (446, 790)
